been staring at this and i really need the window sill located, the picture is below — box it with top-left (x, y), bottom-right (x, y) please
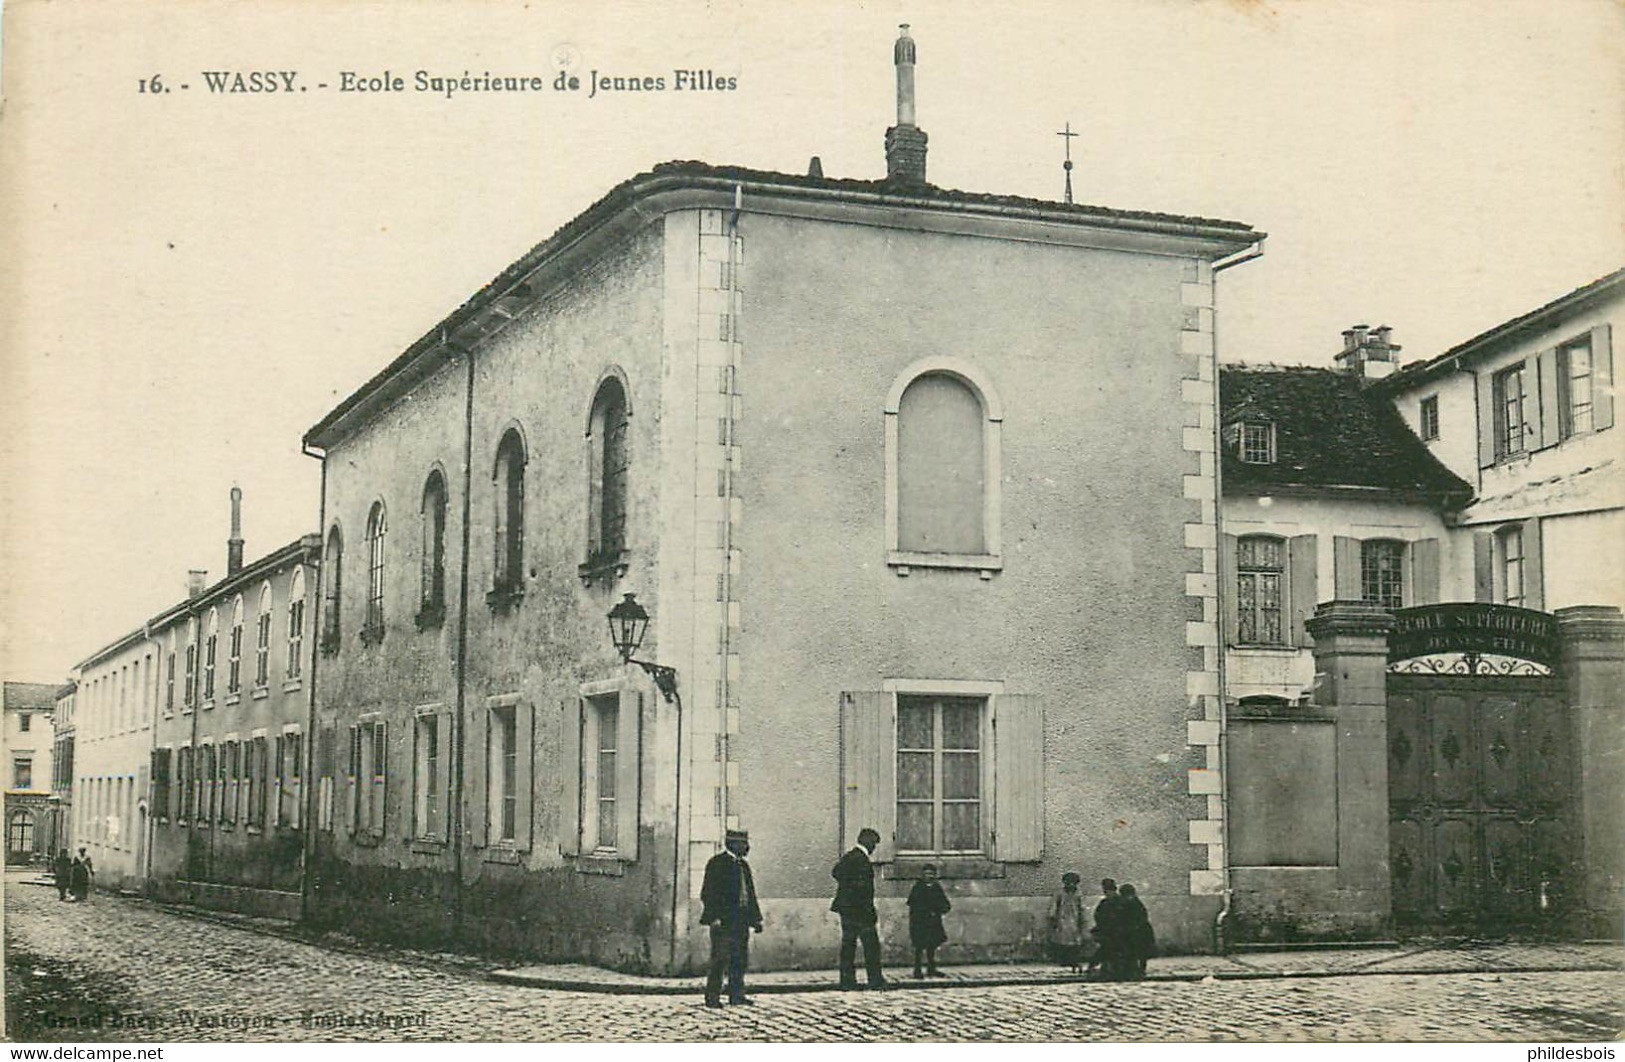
top-left (202, 700), bottom-right (216, 711)
top-left (351, 829), bottom-right (382, 847)
top-left (486, 585), bottom-right (525, 613)
top-left (483, 845), bottom-right (523, 865)
top-left (887, 551), bottom-right (1002, 579)
top-left (884, 856), bottom-right (1005, 880)
top-left (282, 678), bottom-right (303, 694)
top-left (359, 625), bottom-right (385, 648)
top-left (1230, 644), bottom-right (1298, 655)
top-left (225, 693), bottom-right (241, 706)
top-left (577, 550), bottom-right (630, 588)
top-left (319, 632), bottom-right (341, 657)
top-left (573, 852), bottom-right (628, 876)
top-left (414, 603), bottom-right (446, 632)
top-left (246, 825), bottom-right (264, 836)
top-left (251, 687), bottom-right (270, 700)
top-left (410, 838), bottom-right (447, 855)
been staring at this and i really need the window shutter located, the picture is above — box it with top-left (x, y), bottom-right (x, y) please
top-left (1288, 534), bottom-right (1318, 647)
top-left (436, 712), bottom-right (453, 843)
top-left (1593, 324), bottom-right (1614, 431)
top-left (1522, 518), bottom-right (1544, 612)
top-left (376, 720), bottom-right (387, 835)
top-left (559, 699), bottom-right (583, 856)
top-left (1477, 369), bottom-right (1497, 467)
top-left (1473, 532), bottom-right (1494, 602)
top-left (992, 693), bottom-right (1044, 863)
top-left (515, 701), bottom-right (533, 851)
top-left (273, 734), bottom-right (285, 827)
top-left (1220, 534), bottom-right (1239, 646)
top-left (616, 688), bottom-right (642, 862)
top-left (840, 691), bottom-right (895, 862)
top-left (1536, 349), bottom-right (1561, 449)
top-left (1410, 538), bottom-right (1440, 606)
top-left (1333, 536), bottom-right (1361, 600)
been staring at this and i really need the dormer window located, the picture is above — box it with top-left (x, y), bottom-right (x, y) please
top-left (1238, 421), bottom-right (1276, 465)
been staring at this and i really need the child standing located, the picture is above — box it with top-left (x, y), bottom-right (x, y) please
top-left (1047, 872), bottom-right (1088, 974)
top-left (906, 864), bottom-right (951, 978)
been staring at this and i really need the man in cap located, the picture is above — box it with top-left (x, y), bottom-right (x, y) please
top-left (699, 827), bottom-right (763, 1007)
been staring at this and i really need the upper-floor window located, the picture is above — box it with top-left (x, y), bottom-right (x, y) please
top-left (254, 584), bottom-right (272, 688)
top-left (587, 377), bottom-right (630, 568)
top-left (419, 471), bottom-right (448, 625)
top-left (1235, 535), bottom-right (1286, 646)
top-left (1361, 539), bottom-right (1406, 610)
top-left (322, 526), bottom-right (343, 652)
top-left (18, 713), bottom-right (29, 733)
top-left (1238, 421), bottom-right (1277, 464)
top-left (1558, 334), bottom-right (1595, 439)
top-left (164, 635), bottom-right (176, 714)
top-left (184, 620), bottom-right (198, 709)
top-left (227, 596), bottom-right (244, 695)
top-left (1419, 396), bottom-right (1440, 441)
top-left (1493, 363), bottom-right (1531, 458)
top-left (363, 502), bottom-right (387, 642)
top-left (287, 567), bottom-right (305, 678)
top-left (1496, 525), bottom-right (1525, 607)
top-left (492, 429), bottom-right (526, 601)
top-left (203, 609), bottom-right (220, 702)
top-left (885, 361), bottom-right (1004, 574)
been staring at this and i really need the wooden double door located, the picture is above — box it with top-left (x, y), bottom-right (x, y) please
top-left (1386, 676), bottom-right (1573, 934)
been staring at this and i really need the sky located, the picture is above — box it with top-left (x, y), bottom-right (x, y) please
top-left (2, 0), bottom-right (1621, 682)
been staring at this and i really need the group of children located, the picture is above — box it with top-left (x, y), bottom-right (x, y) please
top-left (904, 867), bottom-right (1156, 982)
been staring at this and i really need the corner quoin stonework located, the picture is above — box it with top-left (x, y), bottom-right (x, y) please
top-left (1178, 259), bottom-right (1225, 897)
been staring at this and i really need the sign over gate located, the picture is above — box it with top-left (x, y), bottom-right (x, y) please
top-left (1389, 604), bottom-right (1559, 669)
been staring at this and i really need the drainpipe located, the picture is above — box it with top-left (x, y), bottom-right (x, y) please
top-left (452, 341), bottom-right (476, 940)
top-left (1208, 240), bottom-right (1263, 953)
top-left (299, 443), bottom-right (327, 924)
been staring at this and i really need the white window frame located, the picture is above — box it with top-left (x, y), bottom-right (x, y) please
top-left (487, 700), bottom-right (518, 845)
top-left (1496, 525), bottom-right (1525, 607)
top-left (881, 678), bottom-right (1001, 860)
top-left (413, 705), bottom-right (443, 842)
top-left (1419, 395), bottom-right (1440, 442)
top-left (1238, 421), bottom-right (1276, 465)
top-left (580, 692), bottom-right (621, 854)
top-left (883, 357), bottom-right (1004, 577)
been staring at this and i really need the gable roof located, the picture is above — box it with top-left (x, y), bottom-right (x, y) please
top-left (305, 161), bottom-right (1262, 450)
top-left (1220, 365), bottom-right (1472, 504)
top-left (3, 682), bottom-right (59, 712)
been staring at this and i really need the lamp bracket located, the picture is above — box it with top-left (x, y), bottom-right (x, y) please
top-left (629, 658), bottom-right (680, 704)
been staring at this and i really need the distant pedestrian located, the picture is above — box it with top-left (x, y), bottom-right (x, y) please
top-left (52, 849), bottom-right (71, 902)
top-left (905, 864), bottom-right (950, 979)
top-left (1087, 877), bottom-right (1122, 980)
top-left (831, 827), bottom-right (887, 989)
top-left (1115, 883), bottom-right (1155, 981)
top-left (699, 828), bottom-right (763, 1008)
top-left (69, 847), bottom-right (93, 902)
top-left (1047, 871), bottom-right (1087, 974)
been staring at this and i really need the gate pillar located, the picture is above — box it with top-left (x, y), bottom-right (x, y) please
top-left (1555, 605), bottom-right (1625, 938)
top-left (1299, 602), bottom-right (1394, 933)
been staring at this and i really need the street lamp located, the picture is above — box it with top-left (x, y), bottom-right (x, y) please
top-left (607, 593), bottom-right (679, 703)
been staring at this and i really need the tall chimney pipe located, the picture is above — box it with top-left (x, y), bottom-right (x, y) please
top-left (227, 486), bottom-right (244, 576)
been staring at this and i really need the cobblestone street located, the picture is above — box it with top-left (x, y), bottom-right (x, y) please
top-left (6, 878), bottom-right (1622, 1043)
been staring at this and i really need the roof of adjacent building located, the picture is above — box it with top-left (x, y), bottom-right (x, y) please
top-left (306, 161), bottom-right (1262, 449)
top-left (1220, 365), bottom-right (1473, 503)
top-left (1380, 266), bottom-right (1625, 392)
top-left (3, 682), bottom-right (59, 712)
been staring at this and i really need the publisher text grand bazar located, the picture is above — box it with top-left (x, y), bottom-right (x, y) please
top-left (189, 69), bottom-right (737, 98)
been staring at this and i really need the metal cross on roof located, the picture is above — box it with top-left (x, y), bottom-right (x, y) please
top-left (1058, 122), bottom-right (1078, 204)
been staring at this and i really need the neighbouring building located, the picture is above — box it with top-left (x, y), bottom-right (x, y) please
top-left (4, 681), bottom-right (58, 863)
top-left (146, 489), bottom-right (320, 918)
top-left (71, 624), bottom-right (161, 889)
top-left (50, 681), bottom-right (76, 857)
top-left (300, 26), bottom-right (1264, 970)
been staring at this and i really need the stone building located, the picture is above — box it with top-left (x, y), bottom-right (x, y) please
top-left (4, 681), bottom-right (57, 863)
top-left (145, 491), bottom-right (320, 918)
top-left (71, 628), bottom-right (160, 888)
top-left (300, 27), bottom-right (1263, 970)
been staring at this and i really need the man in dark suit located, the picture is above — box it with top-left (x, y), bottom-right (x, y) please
top-left (699, 828), bottom-right (763, 1007)
top-left (831, 827), bottom-right (887, 989)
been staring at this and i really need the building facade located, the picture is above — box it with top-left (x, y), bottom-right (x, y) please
top-left (50, 682), bottom-right (75, 857)
top-left (4, 681), bottom-right (58, 863)
top-left (301, 29), bottom-right (1263, 970)
top-left (71, 630), bottom-right (159, 888)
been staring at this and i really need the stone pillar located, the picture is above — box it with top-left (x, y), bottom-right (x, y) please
top-left (1303, 602), bottom-right (1394, 931)
top-left (1555, 605), bottom-right (1625, 939)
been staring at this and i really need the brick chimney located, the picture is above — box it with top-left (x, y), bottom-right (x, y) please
top-left (187, 570), bottom-right (208, 598)
top-left (227, 486), bottom-right (244, 576)
top-left (1335, 323), bottom-right (1402, 380)
top-left (885, 25), bottom-right (928, 185)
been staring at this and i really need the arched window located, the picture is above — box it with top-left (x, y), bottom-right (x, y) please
top-left (183, 619), bottom-right (198, 709)
top-left (1235, 536), bottom-right (1286, 645)
top-left (420, 470), bottom-right (448, 623)
top-left (7, 810), bottom-right (34, 858)
top-left (164, 632), bottom-right (177, 714)
top-left (1361, 539), bottom-right (1406, 609)
top-left (492, 429), bottom-right (526, 600)
top-left (287, 567), bottom-right (305, 678)
top-left (322, 526), bottom-right (343, 652)
top-left (364, 502), bottom-right (387, 641)
top-left (227, 596), bottom-right (244, 695)
top-left (203, 609), bottom-right (219, 702)
top-left (884, 360), bottom-right (1003, 574)
top-left (587, 377), bottom-right (630, 566)
top-left (255, 584), bottom-right (273, 687)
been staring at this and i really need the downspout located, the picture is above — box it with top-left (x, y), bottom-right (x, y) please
top-left (1208, 240), bottom-right (1263, 953)
top-left (452, 341), bottom-right (476, 940)
top-left (717, 184), bottom-right (742, 829)
top-left (299, 443), bottom-right (327, 924)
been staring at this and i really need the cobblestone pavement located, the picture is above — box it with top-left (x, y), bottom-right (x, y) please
top-left (6, 880), bottom-right (1622, 1043)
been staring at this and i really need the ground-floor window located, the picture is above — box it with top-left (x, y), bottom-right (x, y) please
top-left (8, 810), bottom-right (34, 857)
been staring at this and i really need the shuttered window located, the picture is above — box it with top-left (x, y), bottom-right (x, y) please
top-left (896, 696), bottom-right (983, 854)
top-left (1360, 539), bottom-right (1406, 609)
top-left (1236, 536), bottom-right (1285, 645)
